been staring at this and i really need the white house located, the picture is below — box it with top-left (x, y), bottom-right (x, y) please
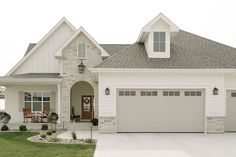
top-left (1, 13), bottom-right (236, 133)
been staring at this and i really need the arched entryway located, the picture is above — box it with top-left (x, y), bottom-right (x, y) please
top-left (70, 81), bottom-right (94, 121)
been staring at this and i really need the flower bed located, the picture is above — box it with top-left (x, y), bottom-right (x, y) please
top-left (27, 131), bottom-right (96, 144)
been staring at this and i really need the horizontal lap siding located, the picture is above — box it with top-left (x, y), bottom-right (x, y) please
top-left (99, 73), bottom-right (225, 117)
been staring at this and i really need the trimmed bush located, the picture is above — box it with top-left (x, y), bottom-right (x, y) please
top-left (72, 131), bottom-right (77, 140)
top-left (40, 133), bottom-right (46, 139)
top-left (91, 118), bottom-right (98, 126)
top-left (46, 130), bottom-right (52, 136)
top-left (52, 130), bottom-right (56, 133)
top-left (84, 138), bottom-right (94, 144)
top-left (1, 125), bottom-right (9, 131)
top-left (41, 124), bottom-right (48, 130)
top-left (19, 125), bottom-right (27, 131)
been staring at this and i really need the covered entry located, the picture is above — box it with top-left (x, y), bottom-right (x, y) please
top-left (70, 81), bottom-right (94, 121)
top-left (117, 89), bottom-right (205, 132)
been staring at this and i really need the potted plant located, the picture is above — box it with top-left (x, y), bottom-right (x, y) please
top-left (47, 112), bottom-right (58, 123)
top-left (90, 118), bottom-right (98, 126)
top-left (47, 112), bottom-right (59, 131)
top-left (0, 112), bottom-right (11, 124)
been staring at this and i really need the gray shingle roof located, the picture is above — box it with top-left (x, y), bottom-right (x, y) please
top-left (3, 73), bottom-right (61, 79)
top-left (24, 43), bottom-right (130, 56)
top-left (100, 44), bottom-right (130, 56)
top-left (96, 30), bottom-right (236, 69)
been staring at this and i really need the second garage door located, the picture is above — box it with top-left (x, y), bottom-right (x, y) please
top-left (117, 89), bottom-right (205, 132)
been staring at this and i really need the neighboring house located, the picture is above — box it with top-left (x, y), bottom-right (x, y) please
top-left (1, 13), bottom-right (236, 133)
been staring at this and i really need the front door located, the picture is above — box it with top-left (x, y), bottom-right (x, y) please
top-left (81, 95), bottom-right (93, 119)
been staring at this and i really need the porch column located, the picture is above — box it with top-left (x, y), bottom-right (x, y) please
top-left (57, 83), bottom-right (61, 124)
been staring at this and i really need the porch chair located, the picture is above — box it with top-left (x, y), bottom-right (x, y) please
top-left (71, 106), bottom-right (80, 122)
top-left (41, 108), bottom-right (50, 123)
top-left (23, 108), bottom-right (33, 123)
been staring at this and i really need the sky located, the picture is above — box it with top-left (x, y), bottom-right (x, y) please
top-left (0, 0), bottom-right (236, 76)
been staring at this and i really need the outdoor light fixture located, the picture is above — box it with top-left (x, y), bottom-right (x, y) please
top-left (78, 60), bottom-right (85, 73)
top-left (213, 87), bottom-right (219, 95)
top-left (105, 87), bottom-right (110, 95)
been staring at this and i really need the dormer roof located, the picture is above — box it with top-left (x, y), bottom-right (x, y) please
top-left (137, 13), bottom-right (179, 43)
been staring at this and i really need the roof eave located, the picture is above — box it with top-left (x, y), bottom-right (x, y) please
top-left (0, 78), bottom-right (62, 85)
top-left (90, 68), bottom-right (236, 73)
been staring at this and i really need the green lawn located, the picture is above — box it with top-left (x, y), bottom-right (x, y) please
top-left (0, 132), bottom-right (95, 157)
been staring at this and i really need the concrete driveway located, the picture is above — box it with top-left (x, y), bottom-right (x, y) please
top-left (94, 133), bottom-right (236, 157)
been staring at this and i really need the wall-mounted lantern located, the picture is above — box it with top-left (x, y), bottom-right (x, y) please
top-left (213, 87), bottom-right (219, 95)
top-left (78, 60), bottom-right (85, 73)
top-left (105, 87), bottom-right (110, 95)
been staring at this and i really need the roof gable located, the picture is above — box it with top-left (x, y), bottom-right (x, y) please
top-left (54, 27), bottom-right (109, 58)
top-left (137, 13), bottom-right (179, 43)
top-left (6, 17), bottom-right (76, 76)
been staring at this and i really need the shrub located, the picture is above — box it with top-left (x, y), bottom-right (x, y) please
top-left (0, 112), bottom-right (11, 124)
top-left (72, 131), bottom-right (77, 140)
top-left (41, 124), bottom-right (48, 130)
top-left (19, 125), bottom-right (27, 131)
top-left (1, 124), bottom-right (9, 131)
top-left (48, 112), bottom-right (59, 123)
top-left (40, 133), bottom-right (46, 139)
top-left (46, 130), bottom-right (52, 136)
top-left (52, 130), bottom-right (56, 133)
top-left (84, 138), bottom-right (94, 144)
top-left (91, 118), bottom-right (98, 126)
top-left (48, 136), bottom-right (60, 142)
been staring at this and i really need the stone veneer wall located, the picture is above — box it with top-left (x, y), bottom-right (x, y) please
top-left (99, 117), bottom-right (116, 133)
top-left (206, 117), bottom-right (225, 133)
top-left (61, 32), bottom-right (102, 125)
top-left (98, 116), bottom-right (227, 133)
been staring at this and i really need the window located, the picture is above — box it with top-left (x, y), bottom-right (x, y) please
top-left (184, 91), bottom-right (202, 96)
top-left (231, 92), bottom-right (236, 97)
top-left (119, 91), bottom-right (136, 96)
top-left (140, 91), bottom-right (158, 96)
top-left (153, 32), bottom-right (165, 52)
top-left (24, 92), bottom-right (50, 112)
top-left (77, 43), bottom-right (87, 58)
top-left (163, 91), bottom-right (180, 96)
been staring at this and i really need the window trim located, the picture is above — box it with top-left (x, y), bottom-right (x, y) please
top-left (23, 91), bottom-right (51, 112)
top-left (153, 32), bottom-right (166, 52)
top-left (77, 43), bottom-right (87, 59)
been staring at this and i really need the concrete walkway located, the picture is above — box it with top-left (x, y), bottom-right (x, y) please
top-left (94, 133), bottom-right (236, 157)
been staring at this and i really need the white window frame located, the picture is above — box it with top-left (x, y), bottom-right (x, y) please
top-left (77, 43), bottom-right (87, 59)
top-left (153, 32), bottom-right (166, 52)
top-left (23, 91), bottom-right (51, 113)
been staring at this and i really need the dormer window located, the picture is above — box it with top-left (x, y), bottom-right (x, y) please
top-left (77, 43), bottom-right (87, 58)
top-left (153, 32), bottom-right (166, 52)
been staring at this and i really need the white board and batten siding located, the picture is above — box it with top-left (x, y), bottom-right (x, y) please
top-left (98, 72), bottom-right (225, 118)
top-left (12, 22), bottom-right (75, 75)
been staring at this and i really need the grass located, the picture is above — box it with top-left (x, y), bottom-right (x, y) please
top-left (0, 132), bottom-right (95, 157)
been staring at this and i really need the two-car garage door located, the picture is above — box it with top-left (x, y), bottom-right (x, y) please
top-left (117, 89), bottom-right (205, 132)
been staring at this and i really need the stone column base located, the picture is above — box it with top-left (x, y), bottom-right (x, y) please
top-left (206, 116), bottom-right (225, 133)
top-left (98, 117), bottom-right (116, 133)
